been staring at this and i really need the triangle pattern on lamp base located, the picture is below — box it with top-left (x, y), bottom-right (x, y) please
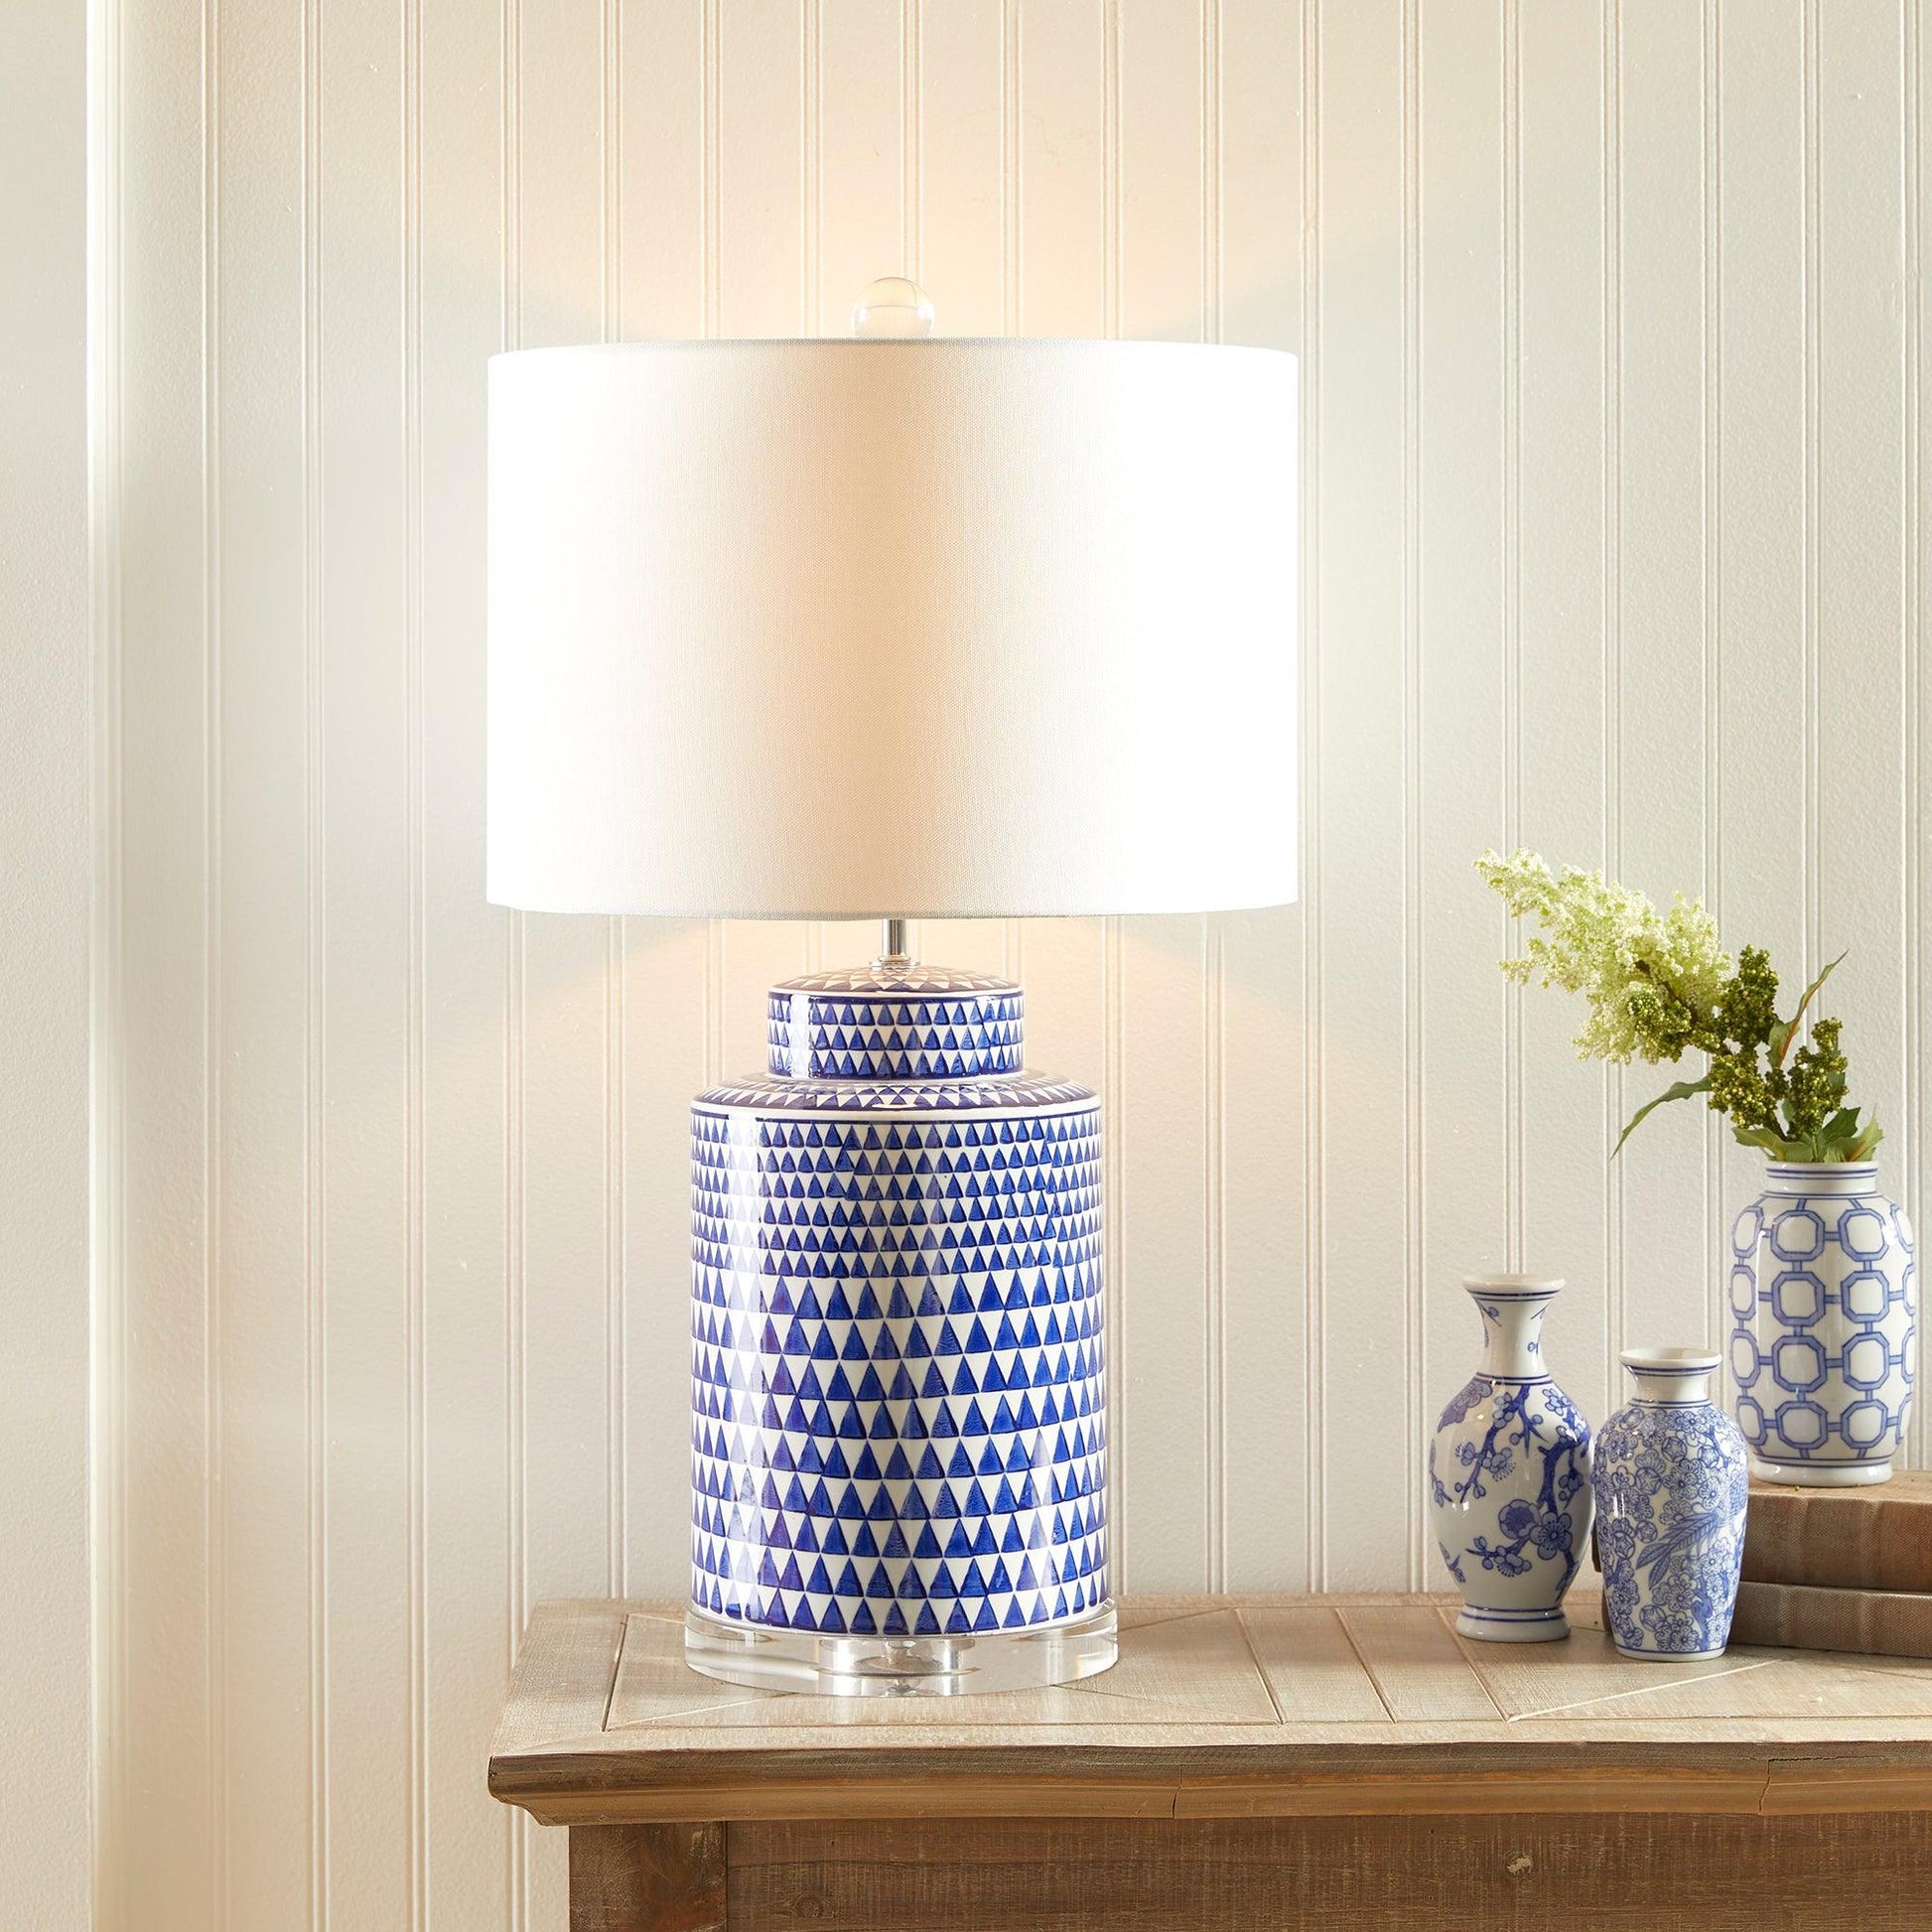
top-left (686, 963), bottom-right (1114, 1694)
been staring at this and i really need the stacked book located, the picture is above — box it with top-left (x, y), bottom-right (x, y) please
top-left (1732, 1470), bottom-right (1932, 1657)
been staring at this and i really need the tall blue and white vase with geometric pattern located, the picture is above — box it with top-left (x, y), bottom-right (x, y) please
top-left (1729, 1162), bottom-right (1916, 1487)
top-left (682, 963), bottom-right (1117, 1696)
top-left (1594, 1349), bottom-right (1749, 1660)
top-left (1428, 1275), bottom-right (1593, 1643)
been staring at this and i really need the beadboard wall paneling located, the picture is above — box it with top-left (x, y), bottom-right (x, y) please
top-left (92, 2), bottom-right (1928, 1924)
top-left (1, 4), bottom-right (90, 1926)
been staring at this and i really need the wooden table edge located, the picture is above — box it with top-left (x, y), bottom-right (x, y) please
top-left (491, 1749), bottom-right (1932, 1827)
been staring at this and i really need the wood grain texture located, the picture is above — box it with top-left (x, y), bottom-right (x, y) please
top-left (491, 1600), bottom-right (629, 1759)
top-left (1741, 1470), bottom-right (1932, 1593)
top-left (719, 1812), bottom-right (1932, 1932)
top-left (492, 1595), bottom-right (1932, 1827)
top-left (1237, 1606), bottom-right (1391, 1723)
top-left (1333, 1603), bottom-right (1501, 1722)
top-left (1731, 1580), bottom-right (1932, 1661)
top-left (570, 1823), bottom-right (726, 1932)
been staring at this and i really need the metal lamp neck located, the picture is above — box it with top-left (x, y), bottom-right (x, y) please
top-left (874, 916), bottom-right (915, 972)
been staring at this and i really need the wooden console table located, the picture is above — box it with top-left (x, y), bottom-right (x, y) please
top-left (490, 1591), bottom-right (1932, 1930)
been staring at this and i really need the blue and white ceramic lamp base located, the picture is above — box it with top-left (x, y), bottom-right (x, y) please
top-left (683, 964), bottom-right (1117, 1696)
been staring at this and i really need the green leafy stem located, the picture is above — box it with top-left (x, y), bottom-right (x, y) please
top-left (1478, 850), bottom-right (1883, 1165)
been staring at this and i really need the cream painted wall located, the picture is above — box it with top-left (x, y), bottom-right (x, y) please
top-left (95, 1), bottom-right (1929, 1925)
top-left (2, 1), bottom-right (93, 1926)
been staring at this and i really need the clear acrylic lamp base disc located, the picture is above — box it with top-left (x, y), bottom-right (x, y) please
top-left (683, 1599), bottom-right (1118, 1698)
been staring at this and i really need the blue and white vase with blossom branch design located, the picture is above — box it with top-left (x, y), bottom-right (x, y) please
top-left (1594, 1349), bottom-right (1748, 1660)
top-left (1429, 1275), bottom-right (1592, 1643)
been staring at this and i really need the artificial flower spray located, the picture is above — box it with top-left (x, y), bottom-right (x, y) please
top-left (1480, 851), bottom-right (1914, 1487)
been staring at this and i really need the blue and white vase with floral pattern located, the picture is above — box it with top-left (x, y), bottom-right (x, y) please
top-left (1729, 1161), bottom-right (1916, 1487)
top-left (1593, 1349), bottom-right (1748, 1660)
top-left (1429, 1275), bottom-right (1592, 1643)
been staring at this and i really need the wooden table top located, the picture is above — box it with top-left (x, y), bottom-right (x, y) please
top-left (489, 1591), bottom-right (1932, 1827)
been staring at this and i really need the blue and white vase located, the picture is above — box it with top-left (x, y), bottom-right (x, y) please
top-left (1593, 1349), bottom-right (1748, 1660)
top-left (1729, 1162), bottom-right (1916, 1487)
top-left (1429, 1275), bottom-right (1592, 1643)
top-left (683, 963), bottom-right (1115, 1696)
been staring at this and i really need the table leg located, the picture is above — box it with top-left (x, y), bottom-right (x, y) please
top-left (568, 1822), bottom-right (727, 1932)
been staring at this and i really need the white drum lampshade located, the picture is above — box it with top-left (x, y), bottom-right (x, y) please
top-left (486, 338), bottom-right (1296, 917)
top-left (486, 325), bottom-right (1296, 1698)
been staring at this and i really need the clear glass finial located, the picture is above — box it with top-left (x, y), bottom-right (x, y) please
top-left (852, 276), bottom-right (935, 339)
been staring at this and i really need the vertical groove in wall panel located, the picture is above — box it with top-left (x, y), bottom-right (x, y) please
top-left (498, 0), bottom-right (526, 1919)
top-left (318, 0), bottom-right (415, 1909)
top-left (1417, 0), bottom-right (1509, 1582)
top-left (1202, 920), bottom-right (1225, 1590)
top-left (1912, 0), bottom-right (1928, 1470)
top-left (1126, 0), bottom-right (1219, 1581)
top-left (1117, 0), bottom-right (1211, 1592)
top-left (701, 0), bottom-right (722, 1100)
top-left (604, 900), bottom-right (625, 1599)
top-left (1218, 0), bottom-right (1304, 1591)
top-left (1616, 0), bottom-right (1710, 1361)
top-left (1602, 0), bottom-right (1623, 1415)
top-left (618, 0), bottom-right (708, 1604)
top-left (598, 0), bottom-right (626, 1611)
top-left (301, 0), bottom-right (329, 1914)
top-left (419, 0), bottom-right (512, 1903)
top-left (120, 0), bottom-right (219, 1912)
top-left (1313, 0), bottom-right (1409, 1590)
top-left (205, 0), bottom-right (317, 1907)
top-left (402, 0), bottom-right (428, 1900)
top-left (1813, 0), bottom-right (1908, 1393)
top-left (1502, 1), bottom-right (1522, 1283)
top-left (6, 6), bottom-right (92, 1906)
top-left (1200, 0), bottom-right (1227, 1595)
top-left (1517, 0), bottom-right (1611, 1459)
top-left (901, 0), bottom-right (920, 282)
top-left (1099, 0), bottom-right (1119, 1586)
top-left (1398, 0), bottom-right (1419, 1589)
top-left (516, 0), bottom-right (611, 1913)
top-left (1802, 0), bottom-right (1819, 990)
top-left (802, 0), bottom-right (819, 333)
top-left (505, 925), bottom-right (524, 1929)
top-left (1300, 0), bottom-right (1323, 1589)
top-left (1099, 0), bottom-right (1121, 1584)
top-left (506, 876), bottom-right (524, 1932)
top-left (201, 0), bottom-right (227, 1907)
top-left (1007, 0), bottom-right (1024, 338)
top-left (1702, 0), bottom-right (1724, 1369)
top-left (86, 0), bottom-right (129, 1912)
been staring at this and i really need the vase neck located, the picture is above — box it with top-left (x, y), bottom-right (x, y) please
top-left (1621, 1348), bottom-right (1719, 1407)
top-left (1463, 1277), bottom-right (1560, 1382)
top-left (1762, 1160), bottom-right (1876, 1199)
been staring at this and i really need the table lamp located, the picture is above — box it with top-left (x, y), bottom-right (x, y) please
top-left (487, 281), bottom-right (1296, 1695)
